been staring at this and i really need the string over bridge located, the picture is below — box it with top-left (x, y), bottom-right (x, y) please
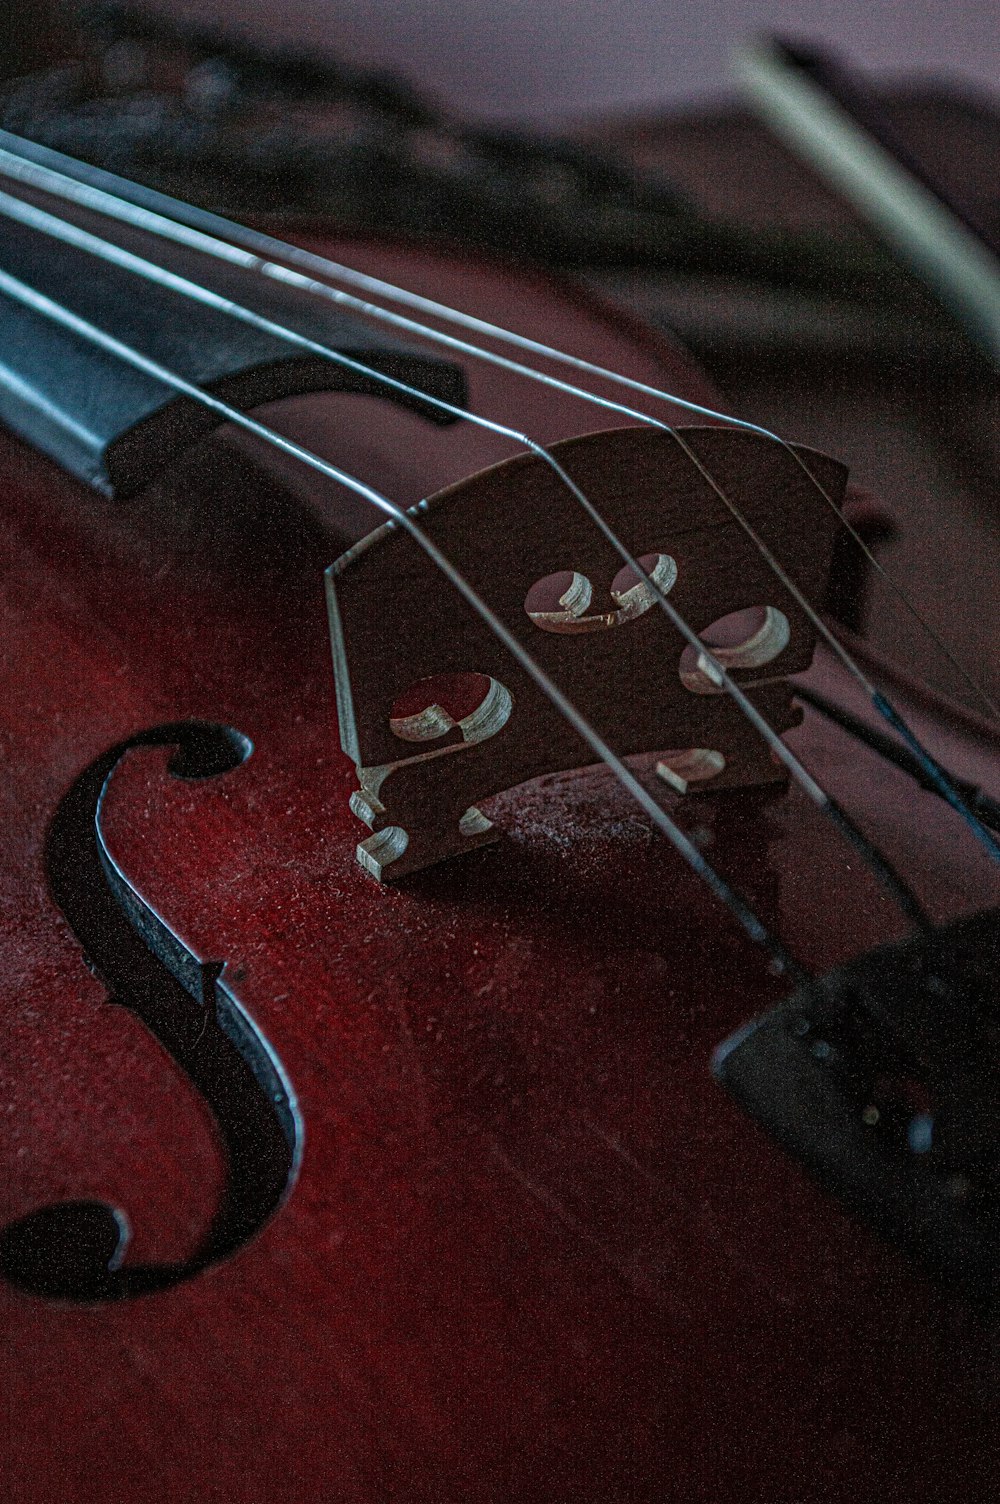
top-left (327, 425), bottom-right (847, 880)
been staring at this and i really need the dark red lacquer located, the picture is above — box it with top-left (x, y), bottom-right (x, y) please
top-left (2, 235), bottom-right (999, 1503)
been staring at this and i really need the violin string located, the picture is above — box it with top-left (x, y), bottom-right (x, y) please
top-left (0, 144), bottom-right (994, 868)
top-left (0, 136), bottom-right (986, 735)
top-left (1, 128), bottom-right (995, 730)
top-left (0, 260), bottom-right (809, 983)
top-left (0, 159), bottom-right (991, 895)
top-left (2, 146), bottom-right (997, 870)
top-left (794, 682), bottom-right (1000, 835)
top-left (0, 184), bottom-right (931, 931)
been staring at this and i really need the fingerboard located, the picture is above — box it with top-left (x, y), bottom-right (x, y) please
top-left (0, 180), bottom-right (465, 496)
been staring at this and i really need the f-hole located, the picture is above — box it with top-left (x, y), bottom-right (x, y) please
top-left (0, 722), bottom-right (303, 1302)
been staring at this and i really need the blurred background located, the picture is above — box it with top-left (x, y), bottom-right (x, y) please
top-left (6, 0), bottom-right (996, 121)
top-left (2, 0), bottom-right (998, 706)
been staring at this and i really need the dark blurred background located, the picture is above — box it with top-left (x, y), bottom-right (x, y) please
top-left (8, 0), bottom-right (994, 121)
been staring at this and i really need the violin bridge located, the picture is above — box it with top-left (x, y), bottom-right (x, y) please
top-left (326, 425), bottom-right (847, 881)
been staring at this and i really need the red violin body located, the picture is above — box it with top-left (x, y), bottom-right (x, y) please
top-left (2, 233), bottom-right (1000, 1503)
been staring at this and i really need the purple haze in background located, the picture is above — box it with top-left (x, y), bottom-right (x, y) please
top-left (156, 0), bottom-right (998, 120)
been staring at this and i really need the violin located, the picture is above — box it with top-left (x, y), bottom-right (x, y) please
top-left (2, 124), bottom-right (1000, 1504)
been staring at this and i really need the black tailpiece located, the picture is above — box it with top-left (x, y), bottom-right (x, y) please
top-left (715, 909), bottom-right (1000, 1301)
